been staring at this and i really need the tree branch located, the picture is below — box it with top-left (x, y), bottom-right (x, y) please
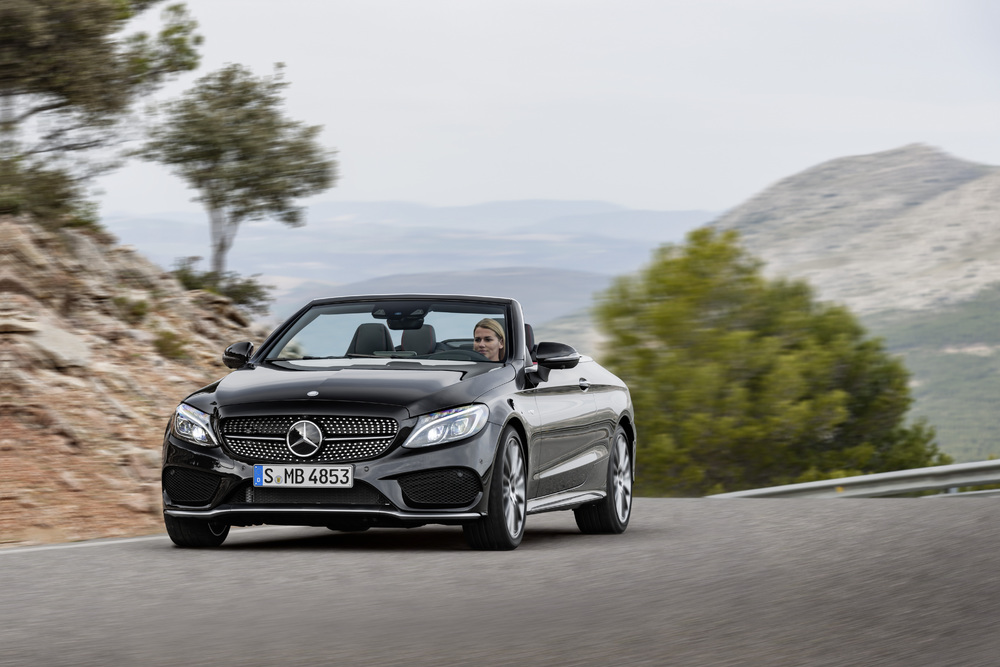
top-left (13, 101), bottom-right (72, 126)
top-left (25, 139), bottom-right (107, 155)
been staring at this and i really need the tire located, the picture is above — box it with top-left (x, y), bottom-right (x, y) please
top-left (464, 426), bottom-right (527, 550)
top-left (575, 425), bottom-right (632, 534)
top-left (164, 514), bottom-right (230, 548)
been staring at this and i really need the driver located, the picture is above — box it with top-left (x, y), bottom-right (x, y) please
top-left (473, 318), bottom-right (506, 362)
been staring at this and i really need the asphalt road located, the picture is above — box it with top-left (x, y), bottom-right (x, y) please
top-left (2, 497), bottom-right (999, 666)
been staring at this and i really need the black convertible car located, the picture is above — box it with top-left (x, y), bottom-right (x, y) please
top-left (162, 294), bottom-right (635, 550)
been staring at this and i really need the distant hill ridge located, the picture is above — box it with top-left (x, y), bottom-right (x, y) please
top-left (269, 268), bottom-right (614, 325)
top-left (105, 200), bottom-right (716, 289)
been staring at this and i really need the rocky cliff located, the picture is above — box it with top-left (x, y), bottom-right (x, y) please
top-left (0, 217), bottom-right (267, 546)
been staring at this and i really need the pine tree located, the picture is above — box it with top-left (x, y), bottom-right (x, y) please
top-left (596, 227), bottom-right (949, 496)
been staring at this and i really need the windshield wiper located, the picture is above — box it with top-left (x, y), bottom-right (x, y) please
top-left (346, 352), bottom-right (420, 359)
top-left (268, 355), bottom-right (344, 361)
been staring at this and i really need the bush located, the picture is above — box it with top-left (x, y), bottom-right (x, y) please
top-left (0, 159), bottom-right (104, 232)
top-left (153, 330), bottom-right (188, 360)
top-left (112, 297), bottom-right (149, 325)
top-left (172, 257), bottom-right (273, 317)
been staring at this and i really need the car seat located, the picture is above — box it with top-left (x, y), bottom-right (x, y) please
top-left (346, 323), bottom-right (394, 355)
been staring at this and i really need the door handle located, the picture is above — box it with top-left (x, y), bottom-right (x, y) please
top-left (579, 379), bottom-right (591, 391)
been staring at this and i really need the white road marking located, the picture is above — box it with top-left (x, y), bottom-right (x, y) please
top-left (0, 526), bottom-right (297, 556)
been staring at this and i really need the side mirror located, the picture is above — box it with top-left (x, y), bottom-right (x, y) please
top-left (223, 341), bottom-right (254, 369)
top-left (535, 341), bottom-right (580, 370)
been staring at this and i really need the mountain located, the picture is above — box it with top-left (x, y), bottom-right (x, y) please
top-left (714, 144), bottom-right (1000, 462)
top-left (714, 144), bottom-right (999, 314)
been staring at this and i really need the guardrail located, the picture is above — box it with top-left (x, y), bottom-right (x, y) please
top-left (708, 459), bottom-right (1000, 499)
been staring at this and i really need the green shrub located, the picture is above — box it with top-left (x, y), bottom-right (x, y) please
top-left (172, 256), bottom-right (273, 316)
top-left (112, 297), bottom-right (149, 325)
top-left (0, 159), bottom-right (104, 232)
top-left (153, 330), bottom-right (188, 360)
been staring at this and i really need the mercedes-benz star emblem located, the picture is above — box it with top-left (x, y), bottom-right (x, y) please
top-left (287, 420), bottom-right (323, 458)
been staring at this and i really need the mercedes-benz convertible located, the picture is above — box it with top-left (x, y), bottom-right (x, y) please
top-left (161, 294), bottom-right (635, 550)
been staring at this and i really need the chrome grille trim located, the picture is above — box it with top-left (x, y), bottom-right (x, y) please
top-left (226, 434), bottom-right (392, 442)
top-left (220, 415), bottom-right (398, 463)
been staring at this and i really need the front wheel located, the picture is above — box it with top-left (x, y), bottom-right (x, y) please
top-left (164, 514), bottom-right (230, 548)
top-left (575, 425), bottom-right (632, 534)
top-left (464, 426), bottom-right (527, 550)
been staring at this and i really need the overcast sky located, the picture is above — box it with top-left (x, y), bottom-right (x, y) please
top-left (95, 0), bottom-right (1000, 217)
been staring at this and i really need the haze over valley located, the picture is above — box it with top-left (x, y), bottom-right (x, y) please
top-left (106, 202), bottom-right (716, 324)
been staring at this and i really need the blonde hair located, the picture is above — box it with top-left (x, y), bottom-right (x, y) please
top-left (474, 318), bottom-right (505, 343)
top-left (474, 318), bottom-right (506, 360)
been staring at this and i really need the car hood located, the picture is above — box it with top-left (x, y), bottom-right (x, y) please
top-left (205, 363), bottom-right (514, 418)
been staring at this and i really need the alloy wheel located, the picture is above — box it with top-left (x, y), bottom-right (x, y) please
top-left (612, 433), bottom-right (632, 524)
top-left (502, 435), bottom-right (527, 539)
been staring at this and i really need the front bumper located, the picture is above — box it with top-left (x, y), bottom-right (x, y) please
top-left (164, 506), bottom-right (483, 527)
top-left (161, 421), bottom-right (503, 528)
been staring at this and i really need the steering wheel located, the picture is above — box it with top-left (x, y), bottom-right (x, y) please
top-left (440, 338), bottom-right (474, 349)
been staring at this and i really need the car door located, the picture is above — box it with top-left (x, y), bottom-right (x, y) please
top-left (526, 359), bottom-right (605, 497)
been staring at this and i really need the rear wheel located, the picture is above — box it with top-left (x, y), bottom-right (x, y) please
top-left (164, 514), bottom-right (230, 548)
top-left (464, 426), bottom-right (527, 550)
top-left (575, 425), bottom-right (632, 534)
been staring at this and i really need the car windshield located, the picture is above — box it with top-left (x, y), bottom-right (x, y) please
top-left (264, 298), bottom-right (509, 367)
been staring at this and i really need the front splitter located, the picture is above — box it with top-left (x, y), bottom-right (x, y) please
top-left (165, 506), bottom-right (483, 523)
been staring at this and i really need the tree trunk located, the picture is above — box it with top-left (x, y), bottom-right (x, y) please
top-left (209, 208), bottom-right (235, 275)
top-left (1, 93), bottom-right (16, 155)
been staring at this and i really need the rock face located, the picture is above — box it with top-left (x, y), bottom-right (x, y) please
top-left (0, 217), bottom-right (268, 546)
top-left (714, 144), bottom-right (1000, 315)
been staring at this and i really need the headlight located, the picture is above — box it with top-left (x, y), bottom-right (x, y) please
top-left (171, 403), bottom-right (219, 447)
top-left (403, 404), bottom-right (489, 449)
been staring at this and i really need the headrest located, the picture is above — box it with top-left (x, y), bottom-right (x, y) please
top-left (402, 324), bottom-right (436, 355)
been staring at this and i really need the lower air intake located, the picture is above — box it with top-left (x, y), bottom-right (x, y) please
top-left (232, 482), bottom-right (391, 506)
top-left (398, 468), bottom-right (482, 508)
top-left (163, 467), bottom-right (221, 504)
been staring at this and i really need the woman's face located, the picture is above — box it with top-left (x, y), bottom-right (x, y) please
top-left (474, 326), bottom-right (504, 361)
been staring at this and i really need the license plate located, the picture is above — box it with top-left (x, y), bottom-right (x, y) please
top-left (253, 465), bottom-right (354, 488)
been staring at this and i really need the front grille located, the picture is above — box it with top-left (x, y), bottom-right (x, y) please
top-left (227, 481), bottom-right (391, 506)
top-left (398, 468), bottom-right (482, 508)
top-left (163, 467), bottom-right (221, 504)
top-left (221, 416), bottom-right (398, 463)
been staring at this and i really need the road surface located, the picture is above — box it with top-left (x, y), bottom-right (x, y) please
top-left (2, 498), bottom-right (999, 666)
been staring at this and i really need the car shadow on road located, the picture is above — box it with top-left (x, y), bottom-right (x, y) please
top-left (214, 521), bottom-right (586, 552)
